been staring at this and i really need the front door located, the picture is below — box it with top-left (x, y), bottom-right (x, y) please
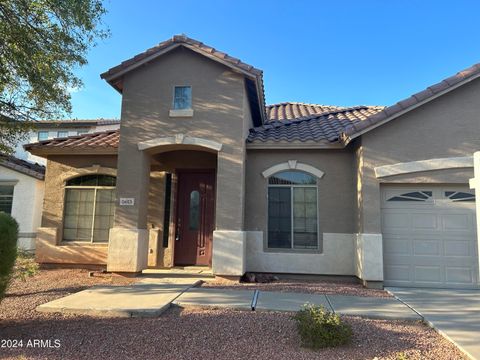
top-left (174, 169), bottom-right (215, 266)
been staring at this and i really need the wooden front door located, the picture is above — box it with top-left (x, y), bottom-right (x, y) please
top-left (174, 169), bottom-right (215, 266)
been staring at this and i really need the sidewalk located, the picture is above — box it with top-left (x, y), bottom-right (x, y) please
top-left (174, 288), bottom-right (421, 320)
top-left (37, 278), bottom-right (421, 320)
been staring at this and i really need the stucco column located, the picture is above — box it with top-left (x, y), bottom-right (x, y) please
top-left (469, 151), bottom-right (480, 281)
top-left (212, 146), bottom-right (247, 277)
top-left (355, 146), bottom-right (384, 287)
top-left (107, 147), bottom-right (151, 272)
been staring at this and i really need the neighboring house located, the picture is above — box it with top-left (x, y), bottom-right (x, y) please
top-left (0, 154), bottom-right (45, 250)
top-left (24, 35), bottom-right (479, 289)
top-left (15, 119), bottom-right (120, 165)
top-left (0, 119), bottom-right (120, 251)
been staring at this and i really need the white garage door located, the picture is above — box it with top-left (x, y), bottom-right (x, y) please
top-left (382, 186), bottom-right (478, 289)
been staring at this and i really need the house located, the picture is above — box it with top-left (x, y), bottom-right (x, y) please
top-left (0, 154), bottom-right (45, 250)
top-left (0, 119), bottom-right (120, 251)
top-left (14, 119), bottom-right (120, 165)
top-left (25, 35), bottom-right (479, 289)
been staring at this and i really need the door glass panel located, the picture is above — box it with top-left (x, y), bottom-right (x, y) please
top-left (189, 190), bottom-right (200, 230)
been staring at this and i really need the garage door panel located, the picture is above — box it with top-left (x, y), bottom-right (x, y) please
top-left (413, 239), bottom-right (440, 256)
top-left (382, 212), bottom-right (410, 229)
top-left (384, 265), bottom-right (410, 281)
top-left (444, 240), bottom-right (471, 257)
top-left (382, 186), bottom-right (478, 289)
top-left (445, 267), bottom-right (474, 284)
top-left (443, 214), bottom-right (470, 230)
top-left (412, 213), bottom-right (438, 230)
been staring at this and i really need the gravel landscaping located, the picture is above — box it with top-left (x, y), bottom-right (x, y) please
top-left (202, 278), bottom-right (391, 298)
top-left (0, 269), bottom-right (466, 360)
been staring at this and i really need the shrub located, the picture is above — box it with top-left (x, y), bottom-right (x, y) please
top-left (0, 213), bottom-right (18, 300)
top-left (14, 249), bottom-right (39, 281)
top-left (293, 304), bottom-right (352, 349)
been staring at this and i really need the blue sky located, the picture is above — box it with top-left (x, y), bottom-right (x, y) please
top-left (70, 0), bottom-right (480, 119)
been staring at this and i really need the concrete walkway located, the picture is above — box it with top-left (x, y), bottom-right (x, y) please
top-left (174, 288), bottom-right (421, 320)
top-left (36, 277), bottom-right (203, 317)
top-left (388, 287), bottom-right (480, 360)
top-left (36, 275), bottom-right (419, 321)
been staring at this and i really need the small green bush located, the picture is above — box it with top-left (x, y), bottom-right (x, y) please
top-left (293, 304), bottom-right (352, 349)
top-left (14, 250), bottom-right (39, 281)
top-left (0, 213), bottom-right (18, 300)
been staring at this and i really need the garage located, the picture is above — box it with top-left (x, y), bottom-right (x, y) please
top-left (382, 186), bottom-right (478, 289)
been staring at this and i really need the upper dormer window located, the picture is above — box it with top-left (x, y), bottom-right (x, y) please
top-left (37, 131), bottom-right (48, 141)
top-left (173, 86), bottom-right (192, 110)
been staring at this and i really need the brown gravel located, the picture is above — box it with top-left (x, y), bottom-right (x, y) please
top-left (202, 278), bottom-right (392, 298)
top-left (0, 269), bottom-right (466, 360)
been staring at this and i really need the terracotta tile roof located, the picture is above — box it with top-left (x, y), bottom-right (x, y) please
top-left (24, 130), bottom-right (119, 152)
top-left (101, 35), bottom-right (263, 80)
top-left (267, 102), bottom-right (345, 121)
top-left (0, 154), bottom-right (45, 179)
top-left (248, 106), bottom-right (384, 144)
top-left (342, 62), bottom-right (480, 141)
top-left (100, 35), bottom-right (266, 125)
top-left (32, 119), bottom-right (120, 128)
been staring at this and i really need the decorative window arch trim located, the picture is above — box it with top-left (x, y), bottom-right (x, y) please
top-left (60, 166), bottom-right (117, 183)
top-left (138, 134), bottom-right (223, 152)
top-left (261, 160), bottom-right (325, 179)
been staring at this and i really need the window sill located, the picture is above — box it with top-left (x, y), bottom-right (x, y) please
top-left (263, 247), bottom-right (323, 254)
top-left (169, 109), bottom-right (194, 118)
top-left (59, 241), bottom-right (108, 247)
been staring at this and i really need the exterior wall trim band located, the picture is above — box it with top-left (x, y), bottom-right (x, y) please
top-left (375, 156), bottom-right (474, 178)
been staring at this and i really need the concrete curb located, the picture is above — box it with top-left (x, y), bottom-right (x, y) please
top-left (385, 289), bottom-right (476, 360)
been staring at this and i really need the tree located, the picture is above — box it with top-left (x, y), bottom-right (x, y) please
top-left (0, 0), bottom-right (108, 153)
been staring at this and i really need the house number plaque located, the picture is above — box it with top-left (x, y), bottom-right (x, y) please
top-left (119, 198), bottom-right (135, 206)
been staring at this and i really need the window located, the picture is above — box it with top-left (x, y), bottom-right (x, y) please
top-left (0, 185), bottom-right (14, 214)
top-left (387, 191), bottom-right (432, 202)
top-left (189, 190), bottom-right (200, 230)
top-left (63, 174), bottom-right (116, 243)
top-left (57, 131), bottom-right (69, 138)
top-left (37, 131), bottom-right (48, 141)
top-left (268, 171), bottom-right (318, 250)
top-left (445, 191), bottom-right (475, 202)
top-left (173, 86), bottom-right (192, 110)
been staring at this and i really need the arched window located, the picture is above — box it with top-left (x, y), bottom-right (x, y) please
top-left (63, 174), bottom-right (116, 243)
top-left (268, 171), bottom-right (318, 250)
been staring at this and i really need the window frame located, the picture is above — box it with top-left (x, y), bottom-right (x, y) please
top-left (266, 171), bottom-right (321, 253)
top-left (57, 131), bottom-right (69, 138)
top-left (172, 85), bottom-right (192, 110)
top-left (37, 131), bottom-right (49, 141)
top-left (0, 183), bottom-right (15, 215)
top-left (62, 175), bottom-right (116, 244)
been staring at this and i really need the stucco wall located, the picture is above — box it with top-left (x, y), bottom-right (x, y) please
top-left (37, 155), bottom-right (117, 265)
top-left (357, 77), bottom-right (480, 234)
top-left (245, 149), bottom-right (356, 234)
top-left (115, 46), bottom-right (250, 232)
top-left (0, 166), bottom-right (44, 250)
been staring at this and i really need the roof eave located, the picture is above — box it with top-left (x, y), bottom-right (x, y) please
top-left (342, 69), bottom-right (480, 144)
top-left (25, 148), bottom-right (118, 158)
top-left (246, 141), bottom-right (344, 150)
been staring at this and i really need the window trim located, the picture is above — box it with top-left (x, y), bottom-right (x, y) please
top-left (169, 85), bottom-right (194, 117)
top-left (266, 170), bottom-right (321, 253)
top-left (57, 131), bottom-right (69, 138)
top-left (62, 177), bottom-right (116, 244)
top-left (37, 131), bottom-right (49, 141)
top-left (0, 183), bottom-right (15, 215)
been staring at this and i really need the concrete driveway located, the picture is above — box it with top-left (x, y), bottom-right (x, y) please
top-left (388, 287), bottom-right (480, 360)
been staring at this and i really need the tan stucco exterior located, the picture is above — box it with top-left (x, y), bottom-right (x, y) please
top-left (357, 77), bottom-right (480, 234)
top-left (36, 155), bottom-right (117, 265)
top-left (30, 39), bottom-right (479, 286)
